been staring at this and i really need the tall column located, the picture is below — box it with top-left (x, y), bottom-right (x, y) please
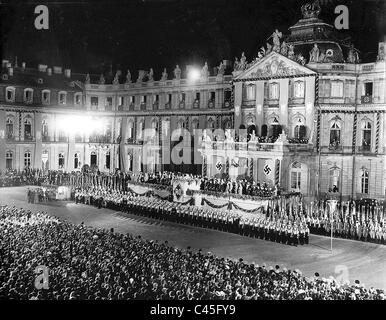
top-left (255, 81), bottom-right (264, 135)
top-left (234, 82), bottom-right (243, 129)
top-left (120, 116), bottom-right (127, 172)
top-left (279, 79), bottom-right (289, 131)
top-left (0, 110), bottom-right (6, 172)
top-left (34, 112), bottom-right (42, 169)
top-left (305, 77), bottom-right (315, 138)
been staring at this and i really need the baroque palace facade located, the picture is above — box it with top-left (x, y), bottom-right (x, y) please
top-left (0, 2), bottom-right (385, 200)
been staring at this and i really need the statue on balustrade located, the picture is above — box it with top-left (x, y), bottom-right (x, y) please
top-left (126, 69), bottom-right (132, 83)
top-left (217, 61), bottom-right (225, 76)
top-left (161, 68), bottom-right (168, 81)
top-left (201, 62), bottom-right (209, 79)
top-left (347, 44), bottom-right (360, 64)
top-left (233, 57), bottom-right (240, 71)
top-left (99, 73), bottom-right (105, 84)
top-left (309, 43), bottom-right (320, 62)
top-left (113, 71), bottom-right (119, 85)
top-left (239, 52), bottom-right (247, 70)
top-left (266, 43), bottom-right (273, 55)
top-left (174, 65), bottom-right (181, 80)
top-left (148, 68), bottom-right (154, 81)
top-left (377, 43), bottom-right (385, 61)
top-left (85, 73), bottom-right (90, 84)
top-left (137, 70), bottom-right (145, 82)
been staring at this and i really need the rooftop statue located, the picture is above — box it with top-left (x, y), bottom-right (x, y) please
top-left (99, 73), bottom-right (105, 84)
top-left (233, 57), bottom-right (240, 71)
top-left (113, 71), bottom-right (119, 85)
top-left (377, 43), bottom-right (385, 61)
top-left (174, 65), bottom-right (181, 80)
top-left (137, 70), bottom-right (145, 83)
top-left (85, 73), bottom-right (90, 84)
top-left (125, 69), bottom-right (132, 83)
top-left (161, 68), bottom-right (168, 81)
top-left (309, 43), bottom-right (320, 62)
top-left (301, 1), bottom-right (321, 19)
top-left (288, 44), bottom-right (295, 60)
top-left (217, 61), bottom-right (225, 76)
top-left (148, 68), bottom-right (154, 81)
top-left (239, 52), bottom-right (247, 70)
top-left (347, 44), bottom-right (359, 63)
top-left (269, 29), bottom-right (282, 53)
top-left (280, 41), bottom-right (288, 56)
top-left (201, 62), bottom-right (209, 78)
top-left (266, 43), bottom-right (273, 55)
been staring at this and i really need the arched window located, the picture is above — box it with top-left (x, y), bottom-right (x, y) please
top-left (329, 167), bottom-right (340, 192)
top-left (361, 169), bottom-right (369, 194)
top-left (24, 88), bottom-right (34, 104)
top-left (90, 151), bottom-right (97, 166)
top-left (137, 121), bottom-right (144, 139)
top-left (5, 87), bottom-right (15, 102)
top-left (6, 151), bottom-right (13, 170)
top-left (42, 90), bottom-right (50, 104)
top-left (24, 151), bottom-right (31, 168)
top-left (24, 118), bottom-right (32, 140)
top-left (293, 81), bottom-right (304, 98)
top-left (290, 162), bottom-right (302, 190)
top-left (329, 121), bottom-right (341, 148)
top-left (270, 117), bottom-right (282, 138)
top-left (6, 118), bottom-right (14, 139)
top-left (74, 153), bottom-right (80, 170)
top-left (105, 151), bottom-right (111, 169)
top-left (74, 93), bottom-right (82, 105)
top-left (269, 83), bottom-right (279, 100)
top-left (361, 121), bottom-right (371, 151)
top-left (58, 153), bottom-right (65, 169)
top-left (294, 118), bottom-right (307, 140)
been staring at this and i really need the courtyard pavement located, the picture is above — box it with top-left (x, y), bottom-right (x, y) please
top-left (0, 186), bottom-right (385, 290)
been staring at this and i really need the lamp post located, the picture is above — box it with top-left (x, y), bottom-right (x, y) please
top-left (326, 199), bottom-right (338, 252)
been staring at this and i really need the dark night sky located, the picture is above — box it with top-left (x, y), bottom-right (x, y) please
top-left (1, 0), bottom-right (385, 77)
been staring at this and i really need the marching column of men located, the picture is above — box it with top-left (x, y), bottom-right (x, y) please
top-left (74, 187), bottom-right (309, 246)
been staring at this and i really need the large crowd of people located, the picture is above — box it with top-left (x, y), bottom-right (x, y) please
top-left (200, 178), bottom-right (276, 198)
top-left (0, 205), bottom-right (384, 300)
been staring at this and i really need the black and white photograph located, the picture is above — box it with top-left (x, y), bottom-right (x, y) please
top-left (0, 0), bottom-right (385, 311)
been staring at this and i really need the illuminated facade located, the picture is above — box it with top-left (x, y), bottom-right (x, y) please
top-left (0, 2), bottom-right (385, 200)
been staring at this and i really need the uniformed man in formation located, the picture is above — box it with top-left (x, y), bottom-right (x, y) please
top-left (307, 199), bottom-right (386, 245)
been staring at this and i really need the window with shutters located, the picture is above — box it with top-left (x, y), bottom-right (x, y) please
top-left (290, 162), bottom-right (302, 190)
top-left (24, 151), bottom-right (31, 168)
top-left (58, 153), bottom-right (65, 169)
top-left (361, 121), bottom-right (371, 151)
top-left (361, 169), bottom-right (369, 194)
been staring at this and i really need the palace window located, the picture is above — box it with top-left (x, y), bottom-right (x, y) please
top-left (5, 87), bottom-right (15, 102)
top-left (290, 162), bottom-right (302, 190)
top-left (207, 118), bottom-right (214, 129)
top-left (90, 151), bottom-right (97, 166)
top-left (90, 96), bottom-right (98, 108)
top-left (329, 121), bottom-right (341, 147)
top-left (58, 153), bottom-right (65, 169)
top-left (294, 124), bottom-right (307, 140)
top-left (6, 118), bottom-right (14, 139)
top-left (6, 151), bottom-right (13, 170)
top-left (24, 151), bottom-right (31, 168)
top-left (224, 89), bottom-right (231, 101)
top-left (361, 169), bottom-right (369, 194)
top-left (42, 90), bottom-right (50, 104)
top-left (246, 84), bottom-right (255, 100)
top-left (74, 153), bottom-right (80, 169)
top-left (42, 150), bottom-right (49, 170)
top-left (319, 80), bottom-right (331, 97)
top-left (106, 97), bottom-right (113, 110)
top-left (331, 81), bottom-right (343, 97)
top-left (130, 96), bottom-right (135, 104)
top-left (118, 96), bottom-right (124, 106)
top-left (195, 92), bottom-right (200, 101)
top-left (75, 93), bottom-right (82, 105)
top-left (24, 118), bottom-right (32, 140)
top-left (293, 81), bottom-right (304, 98)
top-left (269, 83), bottom-right (279, 100)
top-left (168, 94), bottom-right (172, 103)
top-left (329, 167), bottom-right (340, 192)
top-left (364, 82), bottom-right (373, 96)
top-left (180, 92), bottom-right (185, 102)
top-left (361, 121), bottom-right (371, 151)
top-left (154, 94), bottom-right (159, 103)
top-left (24, 88), bottom-right (34, 104)
top-left (141, 95), bottom-right (147, 103)
top-left (105, 151), bottom-right (111, 169)
top-left (58, 91), bottom-right (67, 105)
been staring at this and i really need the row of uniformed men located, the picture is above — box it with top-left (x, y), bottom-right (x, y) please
top-left (74, 188), bottom-right (309, 246)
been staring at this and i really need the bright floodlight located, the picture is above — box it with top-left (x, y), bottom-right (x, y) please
top-left (57, 115), bottom-right (105, 135)
top-left (187, 68), bottom-right (201, 82)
